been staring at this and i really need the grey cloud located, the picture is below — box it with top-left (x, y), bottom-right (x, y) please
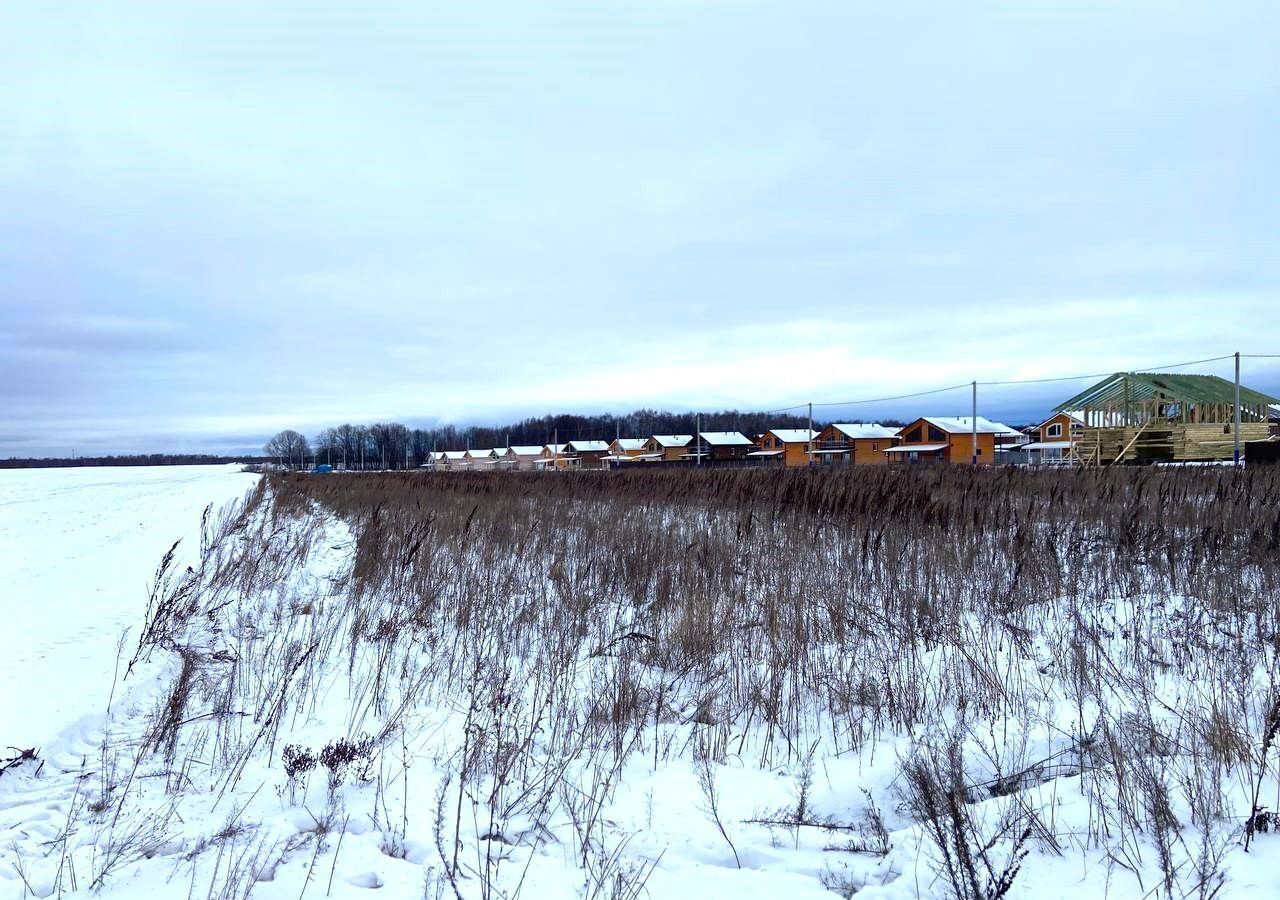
top-left (1, 1), bottom-right (1278, 456)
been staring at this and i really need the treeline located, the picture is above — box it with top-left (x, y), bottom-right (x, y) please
top-left (0, 454), bottom-right (260, 470)
top-left (287, 408), bottom-right (873, 469)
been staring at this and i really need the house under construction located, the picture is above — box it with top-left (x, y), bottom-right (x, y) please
top-left (1056, 372), bottom-right (1278, 464)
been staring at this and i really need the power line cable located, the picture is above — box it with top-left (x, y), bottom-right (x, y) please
top-left (808, 353), bottom-right (1237, 411)
top-left (812, 382), bottom-right (971, 408)
top-left (976, 354), bottom-right (1235, 387)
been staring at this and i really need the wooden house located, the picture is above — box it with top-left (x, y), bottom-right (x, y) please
top-left (1020, 412), bottom-right (1084, 465)
top-left (609, 438), bottom-right (648, 458)
top-left (1056, 372), bottom-right (1279, 464)
top-left (465, 449), bottom-right (498, 470)
top-left (813, 423), bottom-right (899, 465)
top-left (698, 431), bottom-right (754, 462)
top-left (884, 417), bottom-right (1001, 465)
top-left (536, 444), bottom-right (572, 470)
top-left (503, 446), bottom-right (544, 471)
top-left (440, 450), bottom-right (468, 470)
top-left (642, 435), bottom-right (693, 462)
top-left (749, 429), bottom-right (818, 467)
top-left (604, 438), bottom-right (659, 464)
top-left (564, 440), bottom-right (611, 469)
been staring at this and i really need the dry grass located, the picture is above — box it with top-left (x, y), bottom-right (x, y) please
top-left (57, 463), bottom-right (1280, 898)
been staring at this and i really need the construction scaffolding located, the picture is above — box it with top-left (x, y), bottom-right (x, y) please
top-left (1056, 372), bottom-right (1278, 464)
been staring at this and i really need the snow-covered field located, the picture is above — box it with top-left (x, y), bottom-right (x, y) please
top-left (2, 466), bottom-right (1278, 900)
top-left (0, 465), bottom-right (259, 745)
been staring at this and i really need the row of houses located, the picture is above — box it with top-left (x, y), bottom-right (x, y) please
top-left (421, 373), bottom-right (1280, 471)
top-left (423, 417), bottom-right (1035, 470)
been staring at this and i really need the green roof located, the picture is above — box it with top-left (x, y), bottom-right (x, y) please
top-left (1055, 372), bottom-right (1279, 413)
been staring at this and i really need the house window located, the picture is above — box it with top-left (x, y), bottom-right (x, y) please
top-left (905, 426), bottom-right (923, 443)
top-left (871, 443), bottom-right (878, 452)
top-left (927, 426), bottom-right (946, 443)
top-left (1047, 423), bottom-right (1063, 438)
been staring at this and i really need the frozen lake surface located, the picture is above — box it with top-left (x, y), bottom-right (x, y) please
top-left (0, 464), bottom-right (258, 747)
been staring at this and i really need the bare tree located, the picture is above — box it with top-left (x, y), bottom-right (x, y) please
top-left (264, 430), bottom-right (310, 469)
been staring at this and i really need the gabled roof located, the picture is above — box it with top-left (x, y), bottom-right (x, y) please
top-left (699, 431), bottom-right (754, 446)
top-left (650, 434), bottom-right (693, 447)
top-left (829, 423), bottom-right (898, 440)
top-left (611, 438), bottom-right (648, 451)
top-left (542, 444), bottom-right (567, 454)
top-left (566, 440), bottom-right (610, 452)
top-left (944, 416), bottom-right (1022, 437)
top-left (466, 449), bottom-right (496, 459)
top-left (1056, 372), bottom-right (1279, 412)
top-left (910, 416), bottom-right (1008, 435)
top-left (767, 429), bottom-right (819, 444)
top-left (1034, 410), bottom-right (1085, 430)
top-left (506, 446), bottom-right (543, 456)
top-left (443, 451), bottom-right (468, 460)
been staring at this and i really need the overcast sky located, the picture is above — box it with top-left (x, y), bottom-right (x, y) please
top-left (2, 1), bottom-right (1278, 455)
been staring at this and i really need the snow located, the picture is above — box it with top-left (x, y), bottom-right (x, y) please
top-left (567, 440), bottom-right (610, 452)
top-left (767, 429), bottom-right (819, 443)
top-left (830, 423), bottom-right (899, 440)
top-left (0, 464), bottom-right (258, 746)
top-left (698, 431), bottom-right (753, 446)
top-left (1020, 440), bottom-right (1074, 451)
top-left (613, 439), bottom-right (648, 451)
top-left (651, 435), bottom-right (693, 447)
top-left (921, 416), bottom-right (1012, 435)
top-left (1, 467), bottom-right (1275, 900)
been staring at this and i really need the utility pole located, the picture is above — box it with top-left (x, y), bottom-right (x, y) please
top-left (807, 401), bottom-right (814, 467)
top-left (696, 413), bottom-right (701, 467)
top-left (971, 381), bottom-right (978, 466)
top-left (1234, 351), bottom-right (1242, 467)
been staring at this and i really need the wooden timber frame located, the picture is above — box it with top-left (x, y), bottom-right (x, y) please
top-left (1056, 372), bottom-right (1279, 465)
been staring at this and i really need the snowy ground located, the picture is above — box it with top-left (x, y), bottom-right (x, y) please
top-left (1, 468), bottom-right (1277, 900)
top-left (0, 465), bottom-right (258, 749)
